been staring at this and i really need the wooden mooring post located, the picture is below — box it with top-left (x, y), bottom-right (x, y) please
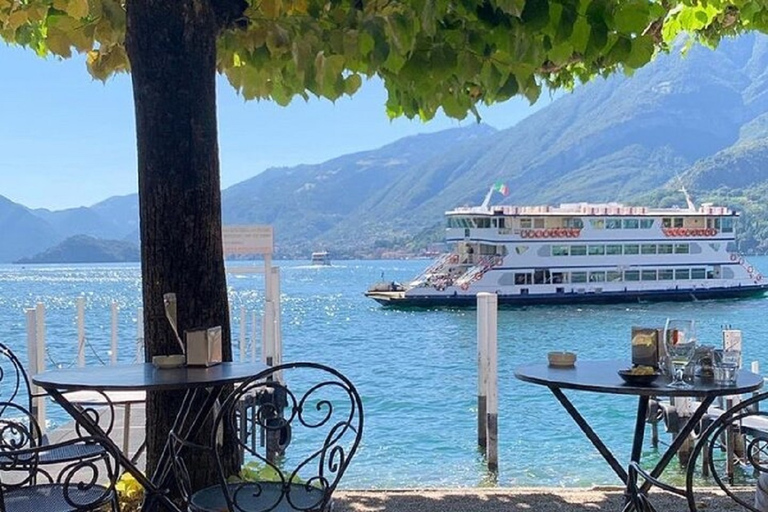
top-left (477, 292), bottom-right (498, 473)
top-left (25, 303), bottom-right (46, 434)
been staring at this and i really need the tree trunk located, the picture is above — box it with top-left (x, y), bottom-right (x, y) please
top-left (125, 0), bottom-right (235, 496)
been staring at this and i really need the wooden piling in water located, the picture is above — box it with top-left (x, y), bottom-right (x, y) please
top-left (477, 293), bottom-right (498, 472)
top-left (77, 296), bottom-right (86, 367)
top-left (477, 298), bottom-right (487, 451)
top-left (110, 301), bottom-right (119, 364)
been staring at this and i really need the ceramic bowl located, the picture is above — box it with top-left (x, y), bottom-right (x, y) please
top-left (548, 351), bottom-right (576, 367)
top-left (617, 368), bottom-right (661, 385)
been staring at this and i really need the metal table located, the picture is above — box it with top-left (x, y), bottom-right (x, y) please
top-left (515, 359), bottom-right (764, 512)
top-left (33, 361), bottom-right (268, 512)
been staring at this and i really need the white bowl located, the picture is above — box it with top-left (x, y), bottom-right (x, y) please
top-left (152, 354), bottom-right (186, 369)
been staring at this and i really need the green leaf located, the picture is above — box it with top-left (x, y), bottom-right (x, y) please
top-left (521, 0), bottom-right (549, 31)
top-left (548, 41), bottom-right (573, 66)
top-left (343, 73), bottom-right (362, 95)
top-left (493, 0), bottom-right (525, 17)
top-left (570, 15), bottom-right (591, 53)
top-left (66, 0), bottom-right (89, 19)
top-left (624, 34), bottom-right (655, 69)
top-left (613, 0), bottom-right (651, 34)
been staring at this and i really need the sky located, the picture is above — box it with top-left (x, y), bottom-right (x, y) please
top-left (0, 43), bottom-right (552, 211)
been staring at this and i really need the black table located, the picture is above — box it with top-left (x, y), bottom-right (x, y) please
top-left (33, 361), bottom-right (268, 512)
top-left (515, 360), bottom-right (764, 512)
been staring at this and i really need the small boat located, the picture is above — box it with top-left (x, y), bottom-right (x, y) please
top-left (365, 185), bottom-right (768, 307)
top-left (310, 251), bottom-right (331, 266)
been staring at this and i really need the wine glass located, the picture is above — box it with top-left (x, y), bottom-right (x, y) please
top-left (663, 319), bottom-right (697, 388)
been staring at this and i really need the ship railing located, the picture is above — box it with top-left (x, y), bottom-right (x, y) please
top-left (412, 252), bottom-right (456, 282)
top-left (456, 256), bottom-right (501, 285)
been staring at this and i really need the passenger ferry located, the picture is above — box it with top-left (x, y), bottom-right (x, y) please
top-left (310, 251), bottom-right (331, 266)
top-left (365, 187), bottom-right (768, 307)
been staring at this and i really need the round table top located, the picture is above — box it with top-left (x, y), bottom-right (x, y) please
top-left (33, 361), bottom-right (269, 392)
top-left (514, 359), bottom-right (764, 397)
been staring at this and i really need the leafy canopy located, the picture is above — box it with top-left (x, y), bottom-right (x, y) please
top-left (2, 0), bottom-right (767, 120)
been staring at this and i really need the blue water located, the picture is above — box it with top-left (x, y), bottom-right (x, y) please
top-left (3, 258), bottom-right (768, 489)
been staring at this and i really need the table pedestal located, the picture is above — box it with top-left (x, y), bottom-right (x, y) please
top-left (551, 386), bottom-right (716, 512)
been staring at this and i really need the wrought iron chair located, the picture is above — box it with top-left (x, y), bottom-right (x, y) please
top-left (0, 343), bottom-right (109, 474)
top-left (170, 361), bottom-right (364, 512)
top-left (685, 391), bottom-right (768, 511)
top-left (0, 401), bottom-right (119, 511)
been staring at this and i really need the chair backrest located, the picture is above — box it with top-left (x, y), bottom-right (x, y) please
top-left (0, 344), bottom-right (42, 451)
top-left (215, 361), bottom-right (364, 512)
top-left (0, 343), bottom-right (33, 418)
top-left (0, 401), bottom-right (43, 490)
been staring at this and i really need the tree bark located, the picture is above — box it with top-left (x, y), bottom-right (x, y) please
top-left (125, 0), bottom-right (235, 496)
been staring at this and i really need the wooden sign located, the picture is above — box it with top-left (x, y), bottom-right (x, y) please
top-left (222, 225), bottom-right (273, 255)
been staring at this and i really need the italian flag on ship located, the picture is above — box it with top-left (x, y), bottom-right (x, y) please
top-left (493, 182), bottom-right (509, 196)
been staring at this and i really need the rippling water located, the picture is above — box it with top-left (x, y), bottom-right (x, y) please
top-left (2, 258), bottom-right (768, 489)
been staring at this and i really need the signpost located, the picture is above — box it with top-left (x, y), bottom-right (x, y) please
top-left (222, 226), bottom-right (280, 370)
top-left (222, 225), bottom-right (273, 255)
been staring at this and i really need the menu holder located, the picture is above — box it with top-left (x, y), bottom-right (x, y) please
top-left (631, 326), bottom-right (661, 368)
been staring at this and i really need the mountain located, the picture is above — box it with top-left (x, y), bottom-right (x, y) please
top-left (8, 34), bottom-right (768, 261)
top-left (220, 34), bottom-right (768, 257)
top-left (15, 235), bottom-right (140, 264)
top-left (0, 195), bottom-right (61, 262)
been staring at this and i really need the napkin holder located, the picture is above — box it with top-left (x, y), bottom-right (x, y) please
top-left (185, 326), bottom-right (222, 367)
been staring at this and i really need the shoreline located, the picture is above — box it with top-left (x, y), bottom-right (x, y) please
top-left (335, 487), bottom-right (755, 511)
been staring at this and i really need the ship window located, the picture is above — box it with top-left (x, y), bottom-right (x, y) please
top-left (551, 272), bottom-right (564, 284)
top-left (474, 218), bottom-right (491, 228)
top-left (675, 269), bottom-right (691, 280)
top-left (533, 218), bottom-right (545, 229)
top-left (658, 244), bottom-right (673, 254)
top-left (570, 218), bottom-right (584, 229)
top-left (623, 219), bottom-right (639, 229)
top-left (589, 271), bottom-right (605, 282)
top-left (640, 219), bottom-right (654, 229)
top-left (641, 270), bottom-right (657, 281)
top-left (590, 219), bottom-right (605, 229)
top-left (674, 244), bottom-right (689, 254)
top-left (624, 244), bottom-right (639, 255)
top-left (674, 218), bottom-right (684, 228)
top-left (571, 272), bottom-right (587, 283)
top-left (552, 245), bottom-right (569, 256)
top-left (607, 270), bottom-right (622, 282)
top-left (606, 219), bottom-right (622, 229)
top-left (624, 270), bottom-right (640, 281)
top-left (658, 269), bottom-right (674, 280)
top-left (721, 217), bottom-right (734, 233)
top-left (571, 245), bottom-right (587, 256)
top-left (691, 268), bottom-right (706, 279)
top-left (606, 244), bottom-right (622, 255)
top-left (641, 244), bottom-right (657, 255)
top-left (514, 273), bottom-right (532, 285)
top-left (662, 218), bottom-right (672, 228)
top-left (588, 245), bottom-right (605, 256)
top-left (455, 217), bottom-right (472, 228)
top-left (520, 218), bottom-right (532, 228)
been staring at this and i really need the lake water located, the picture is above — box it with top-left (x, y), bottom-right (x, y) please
top-left (2, 258), bottom-right (768, 489)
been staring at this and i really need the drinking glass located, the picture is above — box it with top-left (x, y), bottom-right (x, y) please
top-left (664, 319), bottom-right (697, 388)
